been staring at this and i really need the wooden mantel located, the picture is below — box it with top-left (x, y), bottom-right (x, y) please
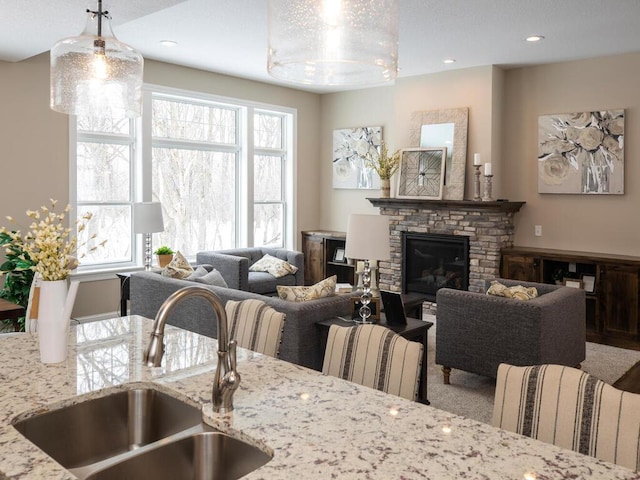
top-left (367, 198), bottom-right (526, 213)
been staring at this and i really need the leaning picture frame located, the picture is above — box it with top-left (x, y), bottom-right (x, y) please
top-left (333, 247), bottom-right (346, 263)
top-left (582, 274), bottom-right (596, 293)
top-left (396, 147), bottom-right (447, 199)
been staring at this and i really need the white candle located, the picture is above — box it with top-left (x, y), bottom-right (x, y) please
top-left (473, 153), bottom-right (481, 166)
top-left (484, 162), bottom-right (492, 176)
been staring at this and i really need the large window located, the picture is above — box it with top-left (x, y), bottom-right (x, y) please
top-left (73, 87), bottom-right (295, 274)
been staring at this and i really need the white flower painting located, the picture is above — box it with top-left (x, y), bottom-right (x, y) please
top-left (538, 110), bottom-right (624, 194)
top-left (332, 126), bottom-right (382, 189)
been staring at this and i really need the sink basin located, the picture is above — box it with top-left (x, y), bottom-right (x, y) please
top-left (13, 387), bottom-right (202, 469)
top-left (85, 431), bottom-right (272, 480)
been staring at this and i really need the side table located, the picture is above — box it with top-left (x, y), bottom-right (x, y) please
top-left (116, 273), bottom-right (131, 317)
top-left (316, 316), bottom-right (433, 404)
top-left (0, 298), bottom-right (25, 332)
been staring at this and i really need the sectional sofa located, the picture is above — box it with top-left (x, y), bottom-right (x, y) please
top-left (129, 268), bottom-right (351, 370)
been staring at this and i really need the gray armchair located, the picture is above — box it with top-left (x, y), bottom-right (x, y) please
top-left (196, 247), bottom-right (304, 294)
top-left (435, 278), bottom-right (586, 383)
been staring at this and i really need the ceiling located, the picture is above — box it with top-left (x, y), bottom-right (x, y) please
top-left (2, 0), bottom-right (640, 94)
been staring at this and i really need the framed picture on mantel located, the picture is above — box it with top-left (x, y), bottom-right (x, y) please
top-left (396, 148), bottom-right (447, 200)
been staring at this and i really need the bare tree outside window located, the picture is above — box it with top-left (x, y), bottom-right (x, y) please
top-left (74, 91), bottom-right (293, 271)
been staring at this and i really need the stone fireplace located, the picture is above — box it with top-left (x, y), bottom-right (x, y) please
top-left (368, 198), bottom-right (525, 313)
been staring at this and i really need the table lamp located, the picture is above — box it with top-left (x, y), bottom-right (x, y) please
top-left (345, 214), bottom-right (390, 323)
top-left (133, 202), bottom-right (164, 270)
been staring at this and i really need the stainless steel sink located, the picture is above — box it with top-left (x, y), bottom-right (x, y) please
top-left (85, 431), bottom-right (272, 480)
top-left (13, 386), bottom-right (272, 479)
top-left (13, 388), bottom-right (202, 469)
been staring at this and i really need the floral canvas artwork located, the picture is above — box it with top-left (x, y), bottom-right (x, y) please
top-left (538, 110), bottom-right (624, 194)
top-left (332, 126), bottom-right (381, 189)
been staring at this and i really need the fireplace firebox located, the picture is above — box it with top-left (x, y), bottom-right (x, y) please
top-left (402, 233), bottom-right (469, 301)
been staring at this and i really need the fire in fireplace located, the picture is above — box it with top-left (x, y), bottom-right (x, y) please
top-left (402, 233), bottom-right (469, 300)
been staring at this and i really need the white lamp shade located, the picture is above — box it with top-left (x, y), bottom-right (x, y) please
top-left (267, 0), bottom-right (398, 86)
top-left (134, 202), bottom-right (164, 234)
top-left (50, 8), bottom-right (143, 118)
top-left (345, 214), bottom-right (390, 261)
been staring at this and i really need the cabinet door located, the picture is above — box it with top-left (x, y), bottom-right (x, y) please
top-left (501, 255), bottom-right (540, 282)
top-left (302, 234), bottom-right (324, 285)
top-left (600, 265), bottom-right (639, 338)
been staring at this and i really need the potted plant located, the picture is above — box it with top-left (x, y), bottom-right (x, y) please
top-left (366, 141), bottom-right (401, 198)
top-left (0, 231), bottom-right (35, 332)
top-left (154, 246), bottom-right (175, 267)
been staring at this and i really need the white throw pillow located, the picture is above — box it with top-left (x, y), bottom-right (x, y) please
top-left (277, 275), bottom-right (336, 302)
top-left (249, 253), bottom-right (298, 278)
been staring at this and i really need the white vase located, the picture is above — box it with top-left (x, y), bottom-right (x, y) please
top-left (38, 280), bottom-right (71, 364)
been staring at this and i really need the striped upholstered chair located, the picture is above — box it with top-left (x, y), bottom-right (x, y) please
top-left (493, 363), bottom-right (640, 471)
top-left (322, 324), bottom-right (423, 401)
top-left (224, 299), bottom-right (286, 358)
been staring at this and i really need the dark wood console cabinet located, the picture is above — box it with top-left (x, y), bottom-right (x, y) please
top-left (502, 247), bottom-right (640, 350)
top-left (301, 231), bottom-right (355, 285)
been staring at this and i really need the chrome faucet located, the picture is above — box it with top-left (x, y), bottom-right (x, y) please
top-left (143, 285), bottom-right (241, 413)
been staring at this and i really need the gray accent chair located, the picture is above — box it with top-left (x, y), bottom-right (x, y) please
top-left (130, 267), bottom-right (350, 370)
top-left (196, 247), bottom-right (304, 295)
top-left (435, 278), bottom-right (586, 384)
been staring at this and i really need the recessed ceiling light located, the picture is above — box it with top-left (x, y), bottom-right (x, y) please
top-left (160, 40), bottom-right (178, 47)
top-left (443, 58), bottom-right (456, 64)
top-left (525, 35), bottom-right (545, 42)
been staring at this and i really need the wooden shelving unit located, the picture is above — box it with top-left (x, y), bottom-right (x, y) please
top-left (301, 231), bottom-right (355, 286)
top-left (502, 246), bottom-right (640, 350)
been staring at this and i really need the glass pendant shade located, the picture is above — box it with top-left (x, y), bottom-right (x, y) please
top-left (50, 8), bottom-right (143, 118)
top-left (267, 0), bottom-right (399, 86)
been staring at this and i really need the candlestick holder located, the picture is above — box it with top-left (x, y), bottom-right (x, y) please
top-left (473, 165), bottom-right (482, 201)
top-left (482, 174), bottom-right (494, 202)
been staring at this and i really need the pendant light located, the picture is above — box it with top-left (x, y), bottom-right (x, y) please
top-left (50, 0), bottom-right (143, 118)
top-left (267, 0), bottom-right (399, 86)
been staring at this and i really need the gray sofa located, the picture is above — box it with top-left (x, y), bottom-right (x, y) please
top-left (435, 278), bottom-right (586, 382)
top-left (196, 247), bottom-right (304, 294)
top-left (130, 268), bottom-right (350, 370)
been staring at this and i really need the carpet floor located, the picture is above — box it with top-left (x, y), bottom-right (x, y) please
top-left (424, 315), bottom-right (640, 425)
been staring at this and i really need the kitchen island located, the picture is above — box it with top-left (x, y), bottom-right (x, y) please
top-left (0, 316), bottom-right (637, 479)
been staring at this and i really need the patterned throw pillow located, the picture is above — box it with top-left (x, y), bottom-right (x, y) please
top-left (161, 251), bottom-right (194, 279)
top-left (277, 275), bottom-right (336, 302)
top-left (486, 280), bottom-right (538, 301)
top-left (249, 254), bottom-right (299, 278)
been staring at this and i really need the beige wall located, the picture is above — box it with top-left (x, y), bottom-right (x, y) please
top-left (319, 66), bottom-right (498, 231)
top-left (0, 54), bottom-right (321, 318)
top-left (503, 53), bottom-right (640, 255)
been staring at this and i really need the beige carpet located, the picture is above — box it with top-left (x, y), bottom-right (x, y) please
top-left (424, 315), bottom-right (640, 425)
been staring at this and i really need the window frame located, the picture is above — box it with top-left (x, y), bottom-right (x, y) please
top-left (70, 84), bottom-right (296, 281)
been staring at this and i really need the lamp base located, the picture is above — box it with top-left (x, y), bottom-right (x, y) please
top-left (353, 318), bottom-right (374, 325)
top-left (355, 260), bottom-right (373, 324)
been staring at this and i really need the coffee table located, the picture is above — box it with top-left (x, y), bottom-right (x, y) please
top-left (316, 315), bottom-right (433, 404)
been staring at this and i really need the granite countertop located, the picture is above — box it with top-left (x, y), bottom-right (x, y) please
top-left (0, 316), bottom-right (637, 479)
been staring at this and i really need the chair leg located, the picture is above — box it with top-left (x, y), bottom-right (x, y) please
top-left (442, 366), bottom-right (451, 385)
